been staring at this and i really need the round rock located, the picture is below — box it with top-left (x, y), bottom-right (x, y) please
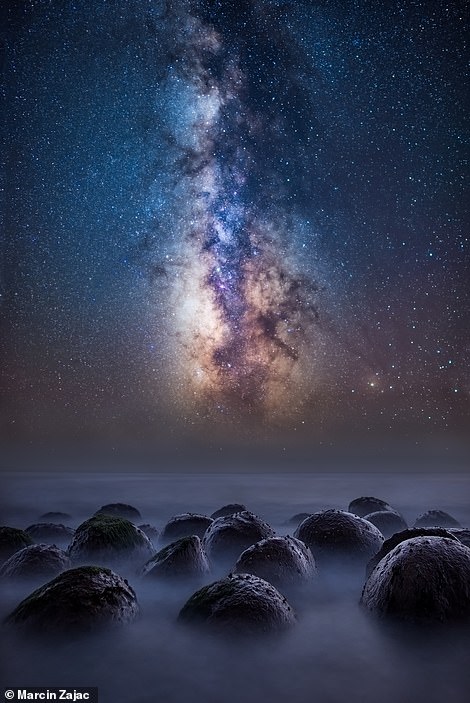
top-left (363, 511), bottom-right (408, 538)
top-left (178, 572), bottom-right (296, 636)
top-left (68, 515), bottom-right (154, 566)
top-left (0, 544), bottom-right (71, 580)
top-left (141, 536), bottom-right (210, 581)
top-left (0, 527), bottom-right (34, 564)
top-left (294, 509), bottom-right (383, 567)
top-left (235, 536), bottom-right (316, 591)
top-left (211, 504), bottom-right (247, 519)
top-left (203, 511), bottom-right (275, 566)
top-left (4, 566), bottom-right (139, 634)
top-left (361, 536), bottom-right (470, 623)
top-left (161, 513), bottom-right (213, 543)
top-left (25, 523), bottom-right (75, 546)
top-left (94, 503), bottom-right (142, 522)
top-left (413, 510), bottom-right (461, 529)
top-left (348, 497), bottom-right (395, 517)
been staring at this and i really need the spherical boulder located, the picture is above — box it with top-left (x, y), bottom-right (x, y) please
top-left (94, 503), bottom-right (142, 522)
top-left (294, 510), bottom-right (383, 567)
top-left (203, 511), bottom-right (275, 566)
top-left (361, 536), bottom-right (470, 623)
top-left (138, 524), bottom-right (159, 542)
top-left (0, 544), bottom-right (71, 580)
top-left (160, 513), bottom-right (213, 543)
top-left (141, 536), bottom-right (209, 581)
top-left (68, 515), bottom-right (154, 566)
top-left (25, 523), bottom-right (75, 546)
top-left (413, 510), bottom-right (461, 529)
top-left (366, 527), bottom-right (459, 578)
top-left (0, 527), bottom-right (34, 564)
top-left (38, 512), bottom-right (72, 524)
top-left (363, 511), bottom-right (408, 538)
top-left (211, 504), bottom-right (247, 519)
top-left (178, 572), bottom-right (296, 636)
top-left (348, 497), bottom-right (395, 518)
top-left (4, 566), bottom-right (139, 634)
top-left (234, 536), bottom-right (316, 591)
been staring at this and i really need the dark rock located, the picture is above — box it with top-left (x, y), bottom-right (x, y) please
top-left (178, 572), bottom-right (296, 636)
top-left (161, 513), bottom-right (213, 542)
top-left (211, 504), bottom-right (247, 519)
top-left (4, 566), bottom-right (139, 634)
top-left (285, 512), bottom-right (312, 527)
top-left (363, 511), bottom-right (408, 538)
top-left (0, 527), bottom-right (34, 564)
top-left (448, 528), bottom-right (470, 549)
top-left (235, 536), bottom-right (316, 591)
top-left (141, 536), bottom-right (209, 581)
top-left (348, 497), bottom-right (395, 517)
top-left (0, 544), bottom-right (71, 580)
top-left (138, 524), bottom-right (159, 542)
top-left (361, 536), bottom-right (470, 623)
top-left (94, 503), bottom-right (142, 522)
top-left (203, 511), bottom-right (275, 566)
top-left (413, 510), bottom-right (461, 529)
top-left (25, 523), bottom-right (75, 546)
top-left (68, 515), bottom-right (154, 566)
top-left (294, 509), bottom-right (383, 567)
top-left (38, 512), bottom-right (72, 524)
top-left (366, 527), bottom-right (460, 578)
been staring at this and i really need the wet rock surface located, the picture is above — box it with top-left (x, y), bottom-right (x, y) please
top-left (178, 572), bottom-right (296, 635)
top-left (413, 509), bottom-right (461, 529)
top-left (363, 510), bottom-right (408, 538)
top-left (294, 510), bottom-right (384, 567)
top-left (25, 523), bottom-right (75, 546)
top-left (141, 536), bottom-right (210, 581)
top-left (235, 536), bottom-right (316, 591)
top-left (0, 527), bottom-right (34, 564)
top-left (210, 504), bottom-right (247, 519)
top-left (68, 515), bottom-right (154, 565)
top-left (161, 513), bottom-right (214, 542)
top-left (0, 544), bottom-right (71, 580)
top-left (348, 497), bottom-right (395, 518)
top-left (4, 566), bottom-right (139, 634)
top-left (94, 503), bottom-right (142, 522)
top-left (361, 536), bottom-right (470, 623)
top-left (203, 511), bottom-right (276, 566)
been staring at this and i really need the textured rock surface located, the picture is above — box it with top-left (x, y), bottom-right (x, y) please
top-left (348, 497), bottom-right (395, 518)
top-left (141, 536), bottom-right (210, 581)
top-left (203, 511), bottom-right (276, 566)
top-left (363, 510), bottom-right (408, 538)
top-left (235, 536), bottom-right (316, 590)
top-left (94, 503), bottom-right (142, 522)
top-left (4, 566), bottom-right (139, 634)
top-left (211, 504), bottom-right (247, 519)
top-left (361, 536), bottom-right (470, 623)
top-left (413, 510), bottom-right (461, 529)
top-left (0, 544), bottom-right (71, 580)
top-left (294, 510), bottom-right (383, 566)
top-left (178, 572), bottom-right (296, 635)
top-left (161, 513), bottom-right (214, 542)
top-left (0, 527), bottom-right (34, 564)
top-left (25, 523), bottom-right (75, 546)
top-left (68, 515), bottom-right (154, 565)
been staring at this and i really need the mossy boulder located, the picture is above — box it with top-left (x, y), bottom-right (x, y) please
top-left (0, 527), bottom-right (34, 564)
top-left (413, 510), bottom-right (461, 529)
top-left (294, 510), bottom-right (383, 567)
top-left (348, 497), bottom-right (395, 517)
top-left (361, 536), bottom-right (470, 623)
top-left (0, 544), bottom-right (71, 580)
top-left (68, 515), bottom-right (154, 566)
top-left (161, 513), bottom-right (213, 543)
top-left (366, 527), bottom-right (460, 578)
top-left (38, 512), bottom-right (72, 524)
top-left (25, 523), bottom-right (75, 546)
top-left (178, 572), bottom-right (296, 636)
top-left (138, 524), bottom-right (159, 542)
top-left (235, 536), bottom-right (316, 591)
top-left (211, 504), bottom-right (247, 519)
top-left (363, 510), bottom-right (408, 538)
top-left (94, 503), bottom-right (142, 522)
top-left (4, 566), bottom-right (139, 634)
top-left (141, 536), bottom-right (210, 581)
top-left (203, 511), bottom-right (275, 566)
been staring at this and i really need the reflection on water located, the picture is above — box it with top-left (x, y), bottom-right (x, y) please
top-left (1, 472), bottom-right (469, 703)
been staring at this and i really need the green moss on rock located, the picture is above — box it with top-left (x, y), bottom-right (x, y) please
top-left (0, 527), bottom-right (34, 564)
top-left (68, 515), bottom-right (154, 565)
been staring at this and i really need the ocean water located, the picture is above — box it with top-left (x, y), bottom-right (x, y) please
top-left (1, 472), bottom-right (469, 703)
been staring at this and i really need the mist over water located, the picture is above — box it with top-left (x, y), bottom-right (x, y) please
top-left (1, 472), bottom-right (469, 703)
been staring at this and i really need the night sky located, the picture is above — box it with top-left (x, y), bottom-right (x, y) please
top-left (1, 1), bottom-right (468, 455)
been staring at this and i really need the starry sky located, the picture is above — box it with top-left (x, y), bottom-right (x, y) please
top-left (1, 0), bottom-right (468, 456)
